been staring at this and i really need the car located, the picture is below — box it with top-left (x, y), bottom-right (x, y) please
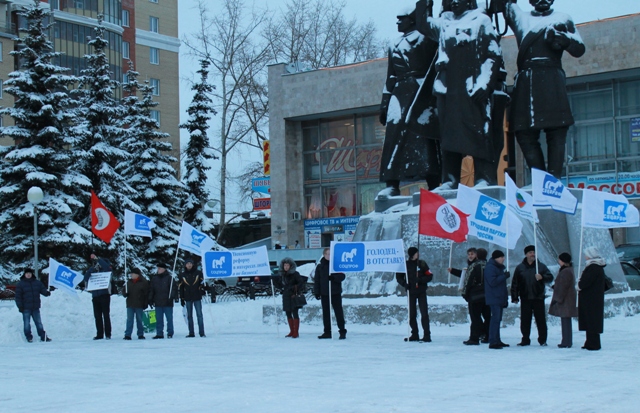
top-left (620, 261), bottom-right (640, 291)
top-left (615, 243), bottom-right (640, 268)
top-left (236, 267), bottom-right (283, 299)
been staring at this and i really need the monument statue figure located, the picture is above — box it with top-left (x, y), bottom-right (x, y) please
top-left (378, 5), bottom-right (441, 200)
top-left (415, 0), bottom-right (505, 190)
top-left (502, 0), bottom-right (585, 178)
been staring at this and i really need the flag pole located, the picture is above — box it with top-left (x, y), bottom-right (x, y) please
top-left (448, 241), bottom-right (453, 284)
top-left (404, 259), bottom-right (411, 341)
top-left (534, 221), bottom-right (539, 275)
top-left (270, 279), bottom-right (279, 337)
top-left (329, 279), bottom-right (334, 340)
top-left (124, 232), bottom-right (128, 293)
top-left (577, 226), bottom-right (584, 280)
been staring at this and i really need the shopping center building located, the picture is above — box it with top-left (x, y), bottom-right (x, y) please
top-left (268, 13), bottom-right (640, 249)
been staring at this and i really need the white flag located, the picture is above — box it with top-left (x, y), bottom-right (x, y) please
top-left (505, 173), bottom-right (538, 223)
top-left (330, 239), bottom-right (406, 273)
top-left (178, 221), bottom-right (217, 256)
top-left (124, 209), bottom-right (156, 237)
top-left (582, 189), bottom-right (640, 228)
top-left (456, 185), bottom-right (522, 250)
top-left (48, 258), bottom-right (84, 297)
top-left (531, 168), bottom-right (577, 214)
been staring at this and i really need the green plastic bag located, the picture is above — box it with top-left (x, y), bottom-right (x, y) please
top-left (142, 309), bottom-right (156, 333)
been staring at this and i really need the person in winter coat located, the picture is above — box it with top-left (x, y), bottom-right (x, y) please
top-left (148, 263), bottom-right (178, 339)
top-left (83, 253), bottom-right (113, 340)
top-left (511, 245), bottom-right (554, 346)
top-left (122, 268), bottom-right (149, 340)
top-left (313, 248), bottom-right (347, 340)
top-left (549, 253), bottom-right (578, 348)
top-left (578, 246), bottom-right (606, 351)
top-left (484, 250), bottom-right (510, 349)
top-left (15, 269), bottom-right (52, 342)
top-left (396, 247), bottom-right (433, 342)
top-left (280, 257), bottom-right (307, 338)
top-left (450, 248), bottom-right (491, 345)
top-left (179, 258), bottom-right (206, 338)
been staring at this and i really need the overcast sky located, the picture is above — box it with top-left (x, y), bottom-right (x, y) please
top-left (177, 0), bottom-right (639, 212)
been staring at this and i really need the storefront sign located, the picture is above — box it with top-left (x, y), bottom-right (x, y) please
top-left (316, 137), bottom-right (382, 179)
top-left (251, 177), bottom-right (270, 194)
top-left (303, 216), bottom-right (359, 248)
top-left (631, 117), bottom-right (640, 142)
top-left (567, 172), bottom-right (640, 199)
top-left (253, 197), bottom-right (271, 210)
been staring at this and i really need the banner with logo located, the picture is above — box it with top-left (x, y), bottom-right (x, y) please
top-left (418, 189), bottom-right (469, 242)
top-left (582, 189), bottom-right (640, 228)
top-left (178, 221), bottom-right (217, 256)
top-left (124, 209), bottom-right (156, 237)
top-left (86, 271), bottom-right (111, 291)
top-left (330, 239), bottom-right (406, 273)
top-left (505, 173), bottom-right (538, 223)
top-left (48, 258), bottom-right (84, 297)
top-left (456, 185), bottom-right (523, 250)
top-left (202, 246), bottom-right (271, 279)
top-left (90, 190), bottom-right (120, 243)
top-left (531, 168), bottom-right (578, 214)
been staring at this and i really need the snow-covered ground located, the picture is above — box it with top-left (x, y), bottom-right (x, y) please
top-left (1, 292), bottom-right (638, 412)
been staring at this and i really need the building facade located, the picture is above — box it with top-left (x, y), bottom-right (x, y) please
top-left (0, 0), bottom-right (180, 162)
top-left (269, 13), bottom-right (640, 248)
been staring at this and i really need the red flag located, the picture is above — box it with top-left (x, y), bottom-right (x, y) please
top-left (91, 191), bottom-right (121, 244)
top-left (418, 189), bottom-right (469, 243)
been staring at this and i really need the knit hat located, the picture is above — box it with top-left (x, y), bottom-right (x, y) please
top-left (23, 268), bottom-right (35, 276)
top-left (185, 258), bottom-right (195, 265)
top-left (583, 246), bottom-right (602, 260)
top-left (130, 268), bottom-right (142, 276)
top-left (156, 263), bottom-right (168, 269)
top-left (491, 250), bottom-right (505, 259)
top-left (524, 245), bottom-right (535, 254)
top-left (407, 247), bottom-right (419, 257)
top-left (558, 252), bottom-right (572, 264)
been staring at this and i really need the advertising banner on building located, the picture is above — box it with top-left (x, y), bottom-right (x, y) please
top-left (252, 177), bottom-right (270, 195)
top-left (303, 216), bottom-right (359, 248)
top-left (202, 246), bottom-right (271, 279)
top-left (567, 172), bottom-right (640, 200)
top-left (631, 117), bottom-right (640, 142)
top-left (330, 239), bottom-right (406, 273)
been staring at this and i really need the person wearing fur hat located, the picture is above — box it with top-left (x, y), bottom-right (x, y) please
top-left (511, 245), bottom-right (554, 346)
top-left (549, 253), bottom-right (577, 348)
top-left (396, 247), bottom-right (433, 342)
top-left (484, 250), bottom-right (510, 349)
top-left (15, 269), bottom-right (52, 342)
top-left (122, 268), bottom-right (149, 340)
top-left (179, 258), bottom-right (206, 338)
top-left (148, 263), bottom-right (178, 339)
top-left (578, 246), bottom-right (606, 351)
top-left (280, 257), bottom-right (307, 338)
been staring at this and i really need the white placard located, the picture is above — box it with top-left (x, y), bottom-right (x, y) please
top-left (202, 246), bottom-right (271, 279)
top-left (86, 272), bottom-right (112, 291)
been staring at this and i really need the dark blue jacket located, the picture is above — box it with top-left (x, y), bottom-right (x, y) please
top-left (484, 258), bottom-right (509, 307)
top-left (83, 258), bottom-right (112, 297)
top-left (15, 275), bottom-right (50, 312)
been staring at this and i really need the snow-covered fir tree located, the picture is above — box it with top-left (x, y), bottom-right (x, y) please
top-left (179, 58), bottom-right (217, 233)
top-left (71, 16), bottom-right (135, 275)
top-left (0, 0), bottom-right (90, 276)
top-left (119, 63), bottom-right (184, 272)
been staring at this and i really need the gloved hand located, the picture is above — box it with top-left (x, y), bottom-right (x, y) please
top-left (504, 271), bottom-right (510, 279)
top-left (18, 307), bottom-right (23, 313)
top-left (180, 299), bottom-right (185, 307)
top-left (43, 290), bottom-right (51, 297)
top-left (122, 292), bottom-right (128, 298)
top-left (315, 295), bottom-right (321, 300)
top-left (328, 275), bottom-right (334, 281)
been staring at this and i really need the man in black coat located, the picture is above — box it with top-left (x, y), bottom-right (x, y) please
top-left (502, 0), bottom-right (585, 178)
top-left (148, 263), bottom-right (178, 339)
top-left (179, 258), bottom-right (206, 338)
top-left (83, 253), bottom-right (113, 340)
top-left (313, 248), bottom-right (347, 340)
top-left (122, 268), bottom-right (149, 340)
top-left (484, 250), bottom-right (510, 349)
top-left (396, 247), bottom-right (433, 342)
top-left (15, 269), bottom-right (52, 342)
top-left (511, 245), bottom-right (554, 346)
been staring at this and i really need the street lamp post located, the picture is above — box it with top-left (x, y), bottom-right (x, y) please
top-left (27, 187), bottom-right (44, 279)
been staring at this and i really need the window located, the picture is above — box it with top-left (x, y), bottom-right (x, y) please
top-left (150, 0), bottom-right (158, 3)
top-left (0, 81), bottom-right (3, 99)
top-left (150, 110), bottom-right (160, 125)
top-left (150, 47), bottom-right (159, 64)
top-left (150, 17), bottom-right (159, 33)
top-left (75, 0), bottom-right (84, 9)
top-left (150, 78), bottom-right (160, 95)
top-left (122, 10), bottom-right (130, 27)
top-left (122, 41), bottom-right (129, 59)
top-left (122, 73), bottom-right (129, 85)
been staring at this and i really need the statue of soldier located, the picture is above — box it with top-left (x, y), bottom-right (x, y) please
top-left (378, 5), bottom-right (441, 200)
top-left (502, 0), bottom-right (585, 178)
top-left (416, 0), bottom-right (505, 189)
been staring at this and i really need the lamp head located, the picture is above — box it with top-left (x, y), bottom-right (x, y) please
top-left (27, 186), bottom-right (44, 205)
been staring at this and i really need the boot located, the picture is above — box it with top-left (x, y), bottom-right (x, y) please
top-left (285, 318), bottom-right (294, 338)
top-left (291, 318), bottom-right (300, 338)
